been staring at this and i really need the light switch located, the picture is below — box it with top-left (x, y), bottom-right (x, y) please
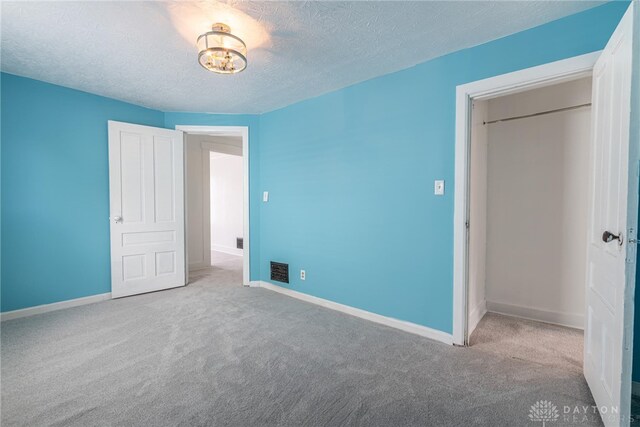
top-left (263, 191), bottom-right (269, 202)
top-left (434, 180), bottom-right (445, 196)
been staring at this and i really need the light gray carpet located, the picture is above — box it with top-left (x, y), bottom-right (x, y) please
top-left (469, 312), bottom-right (584, 375)
top-left (210, 250), bottom-right (243, 269)
top-left (2, 261), bottom-right (601, 426)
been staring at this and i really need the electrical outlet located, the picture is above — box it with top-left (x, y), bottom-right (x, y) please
top-left (300, 270), bottom-right (306, 280)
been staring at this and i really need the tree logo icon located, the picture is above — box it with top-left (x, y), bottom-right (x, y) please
top-left (529, 400), bottom-right (559, 426)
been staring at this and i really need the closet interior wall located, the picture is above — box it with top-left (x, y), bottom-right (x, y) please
top-left (468, 77), bottom-right (592, 333)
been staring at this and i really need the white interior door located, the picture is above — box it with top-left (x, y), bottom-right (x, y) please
top-left (108, 121), bottom-right (186, 298)
top-left (584, 3), bottom-right (635, 425)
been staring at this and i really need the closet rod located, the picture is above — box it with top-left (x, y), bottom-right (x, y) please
top-left (483, 102), bottom-right (591, 125)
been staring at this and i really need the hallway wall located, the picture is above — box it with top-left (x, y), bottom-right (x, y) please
top-left (210, 153), bottom-right (244, 256)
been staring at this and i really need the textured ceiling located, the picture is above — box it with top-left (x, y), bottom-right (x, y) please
top-left (1, 1), bottom-right (604, 114)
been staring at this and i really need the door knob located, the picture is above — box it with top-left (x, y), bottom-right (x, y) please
top-left (113, 216), bottom-right (123, 223)
top-left (602, 231), bottom-right (623, 245)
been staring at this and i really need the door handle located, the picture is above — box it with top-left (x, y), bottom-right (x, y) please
top-left (112, 215), bottom-right (123, 223)
top-left (602, 231), bottom-right (623, 245)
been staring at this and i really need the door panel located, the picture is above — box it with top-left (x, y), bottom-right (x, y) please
top-left (120, 132), bottom-right (145, 223)
top-left (583, 4), bottom-right (635, 426)
top-left (108, 121), bottom-right (186, 298)
top-left (153, 136), bottom-right (175, 222)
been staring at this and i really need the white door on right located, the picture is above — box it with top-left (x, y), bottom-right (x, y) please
top-left (584, 3), bottom-right (635, 426)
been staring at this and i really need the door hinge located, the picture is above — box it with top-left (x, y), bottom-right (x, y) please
top-left (628, 228), bottom-right (637, 244)
top-left (465, 220), bottom-right (470, 229)
top-left (627, 228), bottom-right (636, 263)
top-left (625, 325), bottom-right (632, 351)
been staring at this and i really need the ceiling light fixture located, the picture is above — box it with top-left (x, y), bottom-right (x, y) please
top-left (197, 23), bottom-right (247, 74)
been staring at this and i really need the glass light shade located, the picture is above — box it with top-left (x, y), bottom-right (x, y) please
top-left (197, 23), bottom-right (247, 74)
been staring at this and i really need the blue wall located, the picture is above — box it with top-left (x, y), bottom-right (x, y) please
top-left (0, 78), bottom-right (264, 312)
top-left (0, 77), bottom-right (263, 312)
top-left (1, 74), bottom-right (165, 311)
top-left (257, 2), bottom-right (629, 333)
top-left (163, 113), bottom-right (261, 280)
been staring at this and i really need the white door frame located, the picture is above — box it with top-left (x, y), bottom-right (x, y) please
top-left (176, 125), bottom-right (250, 287)
top-left (452, 52), bottom-right (600, 346)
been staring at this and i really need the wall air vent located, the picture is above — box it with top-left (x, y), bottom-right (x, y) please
top-left (270, 262), bottom-right (289, 283)
top-left (237, 238), bottom-right (243, 249)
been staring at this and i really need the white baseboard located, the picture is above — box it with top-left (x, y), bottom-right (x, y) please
top-left (256, 281), bottom-right (453, 345)
top-left (211, 245), bottom-right (243, 257)
top-left (248, 280), bottom-right (262, 288)
top-left (1, 292), bottom-right (112, 321)
top-left (486, 300), bottom-right (583, 330)
top-left (468, 300), bottom-right (487, 337)
top-left (633, 381), bottom-right (640, 397)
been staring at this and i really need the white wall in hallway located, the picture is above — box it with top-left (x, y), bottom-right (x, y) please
top-left (483, 77), bottom-right (592, 329)
top-left (186, 134), bottom-right (206, 270)
top-left (210, 152), bottom-right (243, 256)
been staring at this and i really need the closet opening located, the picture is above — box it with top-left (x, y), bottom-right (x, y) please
top-left (466, 76), bottom-right (592, 370)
